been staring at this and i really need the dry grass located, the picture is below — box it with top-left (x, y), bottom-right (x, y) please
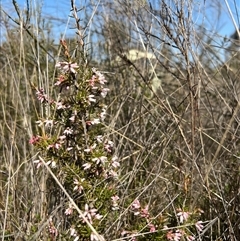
top-left (0, 0), bottom-right (240, 240)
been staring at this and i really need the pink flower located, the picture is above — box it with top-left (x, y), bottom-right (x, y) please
top-left (84, 143), bottom-right (97, 153)
top-left (104, 140), bottom-right (114, 153)
top-left (82, 204), bottom-right (102, 224)
top-left (48, 218), bottom-right (58, 237)
top-left (55, 61), bottom-right (79, 74)
top-left (111, 195), bottom-right (120, 210)
top-left (29, 136), bottom-right (40, 145)
top-left (148, 223), bottom-right (156, 232)
top-left (36, 88), bottom-right (47, 103)
top-left (55, 101), bottom-right (66, 110)
top-left (108, 170), bottom-right (118, 178)
top-left (177, 210), bottom-right (190, 223)
top-left (73, 178), bottom-right (85, 193)
top-left (92, 156), bottom-right (107, 165)
top-left (132, 199), bottom-right (141, 215)
top-left (33, 159), bottom-right (42, 168)
top-left (141, 205), bottom-right (150, 218)
top-left (47, 142), bottom-right (61, 150)
top-left (186, 235), bottom-right (195, 241)
top-left (54, 74), bottom-right (66, 86)
top-left (166, 230), bottom-right (182, 241)
top-left (100, 88), bottom-right (109, 98)
top-left (195, 221), bottom-right (204, 232)
top-left (111, 156), bottom-right (120, 168)
top-left (70, 228), bottom-right (79, 241)
top-left (87, 75), bottom-right (97, 87)
top-left (132, 199), bottom-right (141, 209)
top-left (65, 206), bottom-right (73, 215)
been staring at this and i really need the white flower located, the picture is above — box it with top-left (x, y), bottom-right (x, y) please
top-left (88, 94), bottom-right (96, 103)
top-left (96, 135), bottom-right (103, 143)
top-left (51, 161), bottom-right (57, 168)
top-left (63, 127), bottom-right (73, 135)
top-left (91, 118), bottom-right (101, 125)
top-left (100, 88), bottom-right (109, 98)
top-left (82, 163), bottom-right (91, 170)
top-left (92, 156), bottom-right (107, 165)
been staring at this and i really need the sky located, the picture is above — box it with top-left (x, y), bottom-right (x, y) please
top-left (0, 0), bottom-right (239, 43)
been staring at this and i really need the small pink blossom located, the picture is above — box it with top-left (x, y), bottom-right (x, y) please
top-left (54, 74), bottom-right (66, 86)
top-left (166, 230), bottom-right (182, 241)
top-left (177, 210), bottom-right (190, 223)
top-left (84, 143), bottom-right (97, 153)
top-left (132, 199), bottom-right (141, 209)
top-left (186, 235), bottom-right (195, 241)
top-left (108, 170), bottom-right (118, 178)
top-left (104, 140), bottom-right (114, 153)
top-left (148, 223), bottom-right (156, 232)
top-left (141, 205), bottom-right (150, 218)
top-left (47, 142), bottom-right (61, 150)
top-left (70, 228), bottom-right (79, 241)
top-left (65, 204), bottom-right (74, 215)
top-left (92, 68), bottom-right (107, 85)
top-left (36, 88), bottom-right (47, 103)
top-left (100, 88), bottom-right (110, 98)
top-left (55, 101), bottom-right (66, 110)
top-left (58, 135), bottom-right (66, 141)
top-left (33, 159), bottom-right (42, 168)
top-left (132, 199), bottom-right (141, 215)
top-left (93, 156), bottom-right (107, 165)
top-left (111, 156), bottom-right (120, 168)
top-left (55, 61), bottom-right (79, 74)
top-left (48, 218), bottom-right (58, 238)
top-left (29, 136), bottom-right (40, 145)
top-left (87, 75), bottom-right (97, 87)
top-left (111, 195), bottom-right (120, 210)
top-left (69, 115), bottom-right (75, 122)
top-left (195, 221), bottom-right (204, 232)
top-left (82, 204), bottom-right (102, 224)
top-left (73, 178), bottom-right (85, 193)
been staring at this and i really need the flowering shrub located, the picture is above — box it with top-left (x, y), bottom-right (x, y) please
top-left (30, 28), bottom-right (120, 240)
